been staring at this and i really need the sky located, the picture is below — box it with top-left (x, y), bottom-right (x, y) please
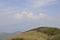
top-left (0, 0), bottom-right (60, 33)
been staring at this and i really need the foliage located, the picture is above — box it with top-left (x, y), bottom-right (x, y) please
top-left (48, 34), bottom-right (60, 40)
top-left (37, 27), bottom-right (60, 36)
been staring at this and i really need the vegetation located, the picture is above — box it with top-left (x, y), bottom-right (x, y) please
top-left (48, 34), bottom-right (60, 40)
top-left (37, 27), bottom-right (60, 36)
top-left (6, 27), bottom-right (60, 40)
top-left (12, 38), bottom-right (24, 40)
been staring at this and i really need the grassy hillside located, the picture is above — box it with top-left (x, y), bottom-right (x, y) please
top-left (6, 27), bottom-right (60, 40)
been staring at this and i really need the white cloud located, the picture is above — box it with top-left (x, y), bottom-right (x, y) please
top-left (26, 0), bottom-right (57, 8)
top-left (14, 13), bottom-right (24, 20)
top-left (13, 11), bottom-right (47, 21)
top-left (39, 13), bottom-right (47, 18)
top-left (14, 11), bottom-right (60, 22)
top-left (27, 13), bottom-right (39, 20)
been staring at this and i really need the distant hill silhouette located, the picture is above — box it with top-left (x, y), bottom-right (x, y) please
top-left (0, 31), bottom-right (21, 40)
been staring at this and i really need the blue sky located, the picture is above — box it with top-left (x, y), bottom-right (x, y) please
top-left (0, 0), bottom-right (60, 33)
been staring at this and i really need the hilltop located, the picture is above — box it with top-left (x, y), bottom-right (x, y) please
top-left (6, 27), bottom-right (60, 40)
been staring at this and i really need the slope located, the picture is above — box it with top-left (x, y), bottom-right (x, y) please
top-left (6, 27), bottom-right (60, 40)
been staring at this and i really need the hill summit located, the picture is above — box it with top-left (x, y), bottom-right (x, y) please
top-left (6, 27), bottom-right (60, 40)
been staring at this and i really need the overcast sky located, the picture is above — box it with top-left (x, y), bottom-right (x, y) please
top-left (0, 0), bottom-right (60, 33)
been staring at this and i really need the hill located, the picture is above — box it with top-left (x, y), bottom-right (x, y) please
top-left (0, 31), bottom-right (21, 40)
top-left (6, 27), bottom-right (60, 40)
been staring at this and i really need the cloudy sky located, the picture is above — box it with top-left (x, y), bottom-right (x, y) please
top-left (0, 0), bottom-right (60, 33)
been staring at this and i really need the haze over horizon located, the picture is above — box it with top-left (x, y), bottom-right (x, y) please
top-left (0, 0), bottom-right (60, 33)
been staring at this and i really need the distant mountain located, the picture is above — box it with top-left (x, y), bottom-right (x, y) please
top-left (6, 27), bottom-right (60, 40)
top-left (0, 33), bottom-right (9, 40)
top-left (0, 31), bottom-right (21, 40)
